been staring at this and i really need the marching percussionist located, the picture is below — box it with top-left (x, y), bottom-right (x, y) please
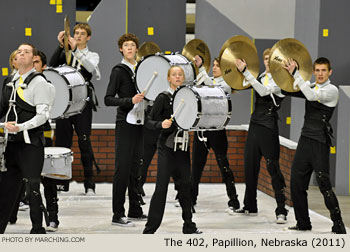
top-left (283, 57), bottom-right (346, 234)
top-left (50, 23), bottom-right (101, 194)
top-left (105, 33), bottom-right (147, 227)
top-left (143, 65), bottom-right (201, 234)
top-left (190, 56), bottom-right (240, 212)
top-left (0, 43), bottom-right (55, 234)
top-left (233, 48), bottom-right (289, 224)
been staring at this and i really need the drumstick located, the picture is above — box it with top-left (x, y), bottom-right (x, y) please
top-left (141, 71), bottom-right (158, 95)
top-left (170, 99), bottom-right (184, 121)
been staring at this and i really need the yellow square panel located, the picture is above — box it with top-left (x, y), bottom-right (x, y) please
top-left (165, 51), bottom-right (171, 55)
top-left (56, 0), bottom-right (62, 4)
top-left (330, 146), bottom-right (336, 154)
top-left (25, 28), bottom-right (32, 36)
top-left (286, 117), bottom-right (291, 125)
top-left (56, 4), bottom-right (63, 13)
top-left (50, 0), bottom-right (56, 5)
top-left (147, 27), bottom-right (154, 36)
top-left (2, 68), bottom-right (9, 76)
top-left (323, 29), bottom-right (328, 37)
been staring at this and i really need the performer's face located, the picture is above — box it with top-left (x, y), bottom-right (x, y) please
top-left (212, 60), bottom-right (221, 78)
top-left (168, 67), bottom-right (184, 89)
top-left (74, 28), bottom-right (90, 47)
top-left (314, 64), bottom-right (332, 84)
top-left (120, 40), bottom-right (138, 61)
top-left (17, 45), bottom-right (34, 68)
top-left (33, 55), bottom-right (46, 73)
top-left (263, 55), bottom-right (270, 72)
top-left (12, 54), bottom-right (19, 70)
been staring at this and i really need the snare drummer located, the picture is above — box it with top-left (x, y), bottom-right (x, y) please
top-left (105, 33), bottom-right (146, 227)
top-left (190, 56), bottom-right (240, 212)
top-left (0, 43), bottom-right (55, 234)
top-left (35, 51), bottom-right (61, 232)
top-left (233, 49), bottom-right (288, 224)
top-left (50, 23), bottom-right (101, 194)
top-left (143, 66), bottom-right (201, 234)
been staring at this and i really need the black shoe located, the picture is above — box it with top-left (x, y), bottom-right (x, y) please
top-left (287, 224), bottom-right (312, 231)
top-left (228, 198), bottom-right (240, 210)
top-left (332, 220), bottom-right (346, 234)
top-left (30, 227), bottom-right (46, 234)
top-left (231, 208), bottom-right (258, 216)
top-left (183, 222), bottom-right (199, 234)
top-left (84, 179), bottom-right (95, 194)
top-left (112, 217), bottom-right (135, 227)
top-left (127, 214), bottom-right (148, 221)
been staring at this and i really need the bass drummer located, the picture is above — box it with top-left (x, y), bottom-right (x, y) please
top-left (50, 23), bottom-right (101, 194)
top-left (190, 56), bottom-right (240, 212)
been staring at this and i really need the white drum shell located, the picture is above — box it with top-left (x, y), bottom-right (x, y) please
top-left (135, 54), bottom-right (195, 101)
top-left (173, 85), bottom-right (231, 130)
top-left (43, 66), bottom-right (88, 119)
top-left (42, 147), bottom-right (73, 180)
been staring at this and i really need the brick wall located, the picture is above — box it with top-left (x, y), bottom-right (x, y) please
top-left (64, 128), bottom-right (295, 206)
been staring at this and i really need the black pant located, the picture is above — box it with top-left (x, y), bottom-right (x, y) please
top-left (0, 140), bottom-right (44, 233)
top-left (191, 130), bottom-right (238, 205)
top-left (243, 122), bottom-right (287, 215)
top-left (291, 136), bottom-right (342, 229)
top-left (113, 121), bottom-right (143, 218)
top-left (144, 139), bottom-right (196, 234)
top-left (55, 103), bottom-right (94, 179)
top-left (139, 127), bottom-right (159, 188)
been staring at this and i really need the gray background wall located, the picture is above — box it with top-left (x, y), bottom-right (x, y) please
top-left (0, 0), bottom-right (76, 83)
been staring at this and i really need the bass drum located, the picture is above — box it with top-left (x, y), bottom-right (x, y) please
top-left (43, 65), bottom-right (88, 119)
top-left (172, 85), bottom-right (231, 131)
top-left (135, 53), bottom-right (195, 101)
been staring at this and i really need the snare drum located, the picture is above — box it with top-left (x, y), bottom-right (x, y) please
top-left (135, 53), bottom-right (195, 101)
top-left (42, 147), bottom-right (73, 180)
top-left (172, 85), bottom-right (231, 131)
top-left (43, 66), bottom-right (88, 119)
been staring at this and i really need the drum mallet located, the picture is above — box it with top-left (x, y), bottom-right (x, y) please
top-left (142, 71), bottom-right (158, 95)
top-left (170, 99), bottom-right (184, 121)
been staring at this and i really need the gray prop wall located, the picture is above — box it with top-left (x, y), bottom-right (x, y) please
top-left (0, 0), bottom-right (76, 85)
top-left (88, 0), bottom-right (187, 123)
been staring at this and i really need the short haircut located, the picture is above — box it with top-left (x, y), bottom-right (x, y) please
top-left (9, 50), bottom-right (18, 71)
top-left (213, 57), bottom-right (220, 66)
top-left (37, 50), bottom-right (47, 66)
top-left (263, 48), bottom-right (271, 59)
top-left (167, 65), bottom-right (185, 78)
top-left (313, 57), bottom-right (332, 71)
top-left (73, 23), bottom-right (92, 36)
top-left (18, 43), bottom-right (38, 56)
top-left (118, 33), bottom-right (139, 52)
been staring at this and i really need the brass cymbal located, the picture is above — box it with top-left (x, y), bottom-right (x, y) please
top-left (64, 15), bottom-right (71, 65)
top-left (219, 41), bottom-right (259, 90)
top-left (136, 41), bottom-right (161, 62)
top-left (269, 38), bottom-right (312, 92)
top-left (219, 35), bottom-right (256, 60)
top-left (182, 38), bottom-right (211, 74)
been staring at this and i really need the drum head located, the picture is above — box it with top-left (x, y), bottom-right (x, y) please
top-left (44, 147), bottom-right (72, 156)
top-left (43, 69), bottom-right (70, 119)
top-left (173, 86), bottom-right (198, 130)
top-left (136, 55), bottom-right (170, 101)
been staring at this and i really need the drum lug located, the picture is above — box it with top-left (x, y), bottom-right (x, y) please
top-left (50, 158), bottom-right (54, 167)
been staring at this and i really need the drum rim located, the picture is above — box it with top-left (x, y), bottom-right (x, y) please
top-left (172, 85), bottom-right (200, 130)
